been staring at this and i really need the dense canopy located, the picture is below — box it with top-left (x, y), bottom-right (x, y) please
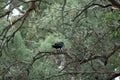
top-left (0, 0), bottom-right (120, 80)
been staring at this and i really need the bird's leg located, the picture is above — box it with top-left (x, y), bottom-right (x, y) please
top-left (56, 49), bottom-right (60, 53)
top-left (60, 48), bottom-right (63, 52)
top-left (58, 48), bottom-right (63, 53)
top-left (55, 48), bottom-right (61, 54)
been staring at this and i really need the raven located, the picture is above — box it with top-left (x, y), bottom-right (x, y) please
top-left (52, 42), bottom-right (64, 49)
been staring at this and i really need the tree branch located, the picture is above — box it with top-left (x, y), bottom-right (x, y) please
top-left (107, 71), bottom-right (120, 80)
top-left (0, 1), bottom-right (36, 56)
top-left (72, 3), bottom-right (112, 21)
top-left (45, 71), bottom-right (118, 80)
top-left (108, 0), bottom-right (120, 9)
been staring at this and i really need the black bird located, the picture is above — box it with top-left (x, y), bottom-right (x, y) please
top-left (52, 42), bottom-right (64, 49)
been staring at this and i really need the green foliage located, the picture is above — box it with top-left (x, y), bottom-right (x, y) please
top-left (104, 11), bottom-right (120, 25)
top-left (0, 0), bottom-right (120, 80)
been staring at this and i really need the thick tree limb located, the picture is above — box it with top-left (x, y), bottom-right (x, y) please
top-left (108, 0), bottom-right (120, 9)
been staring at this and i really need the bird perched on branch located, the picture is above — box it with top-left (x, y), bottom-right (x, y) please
top-left (52, 42), bottom-right (64, 49)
